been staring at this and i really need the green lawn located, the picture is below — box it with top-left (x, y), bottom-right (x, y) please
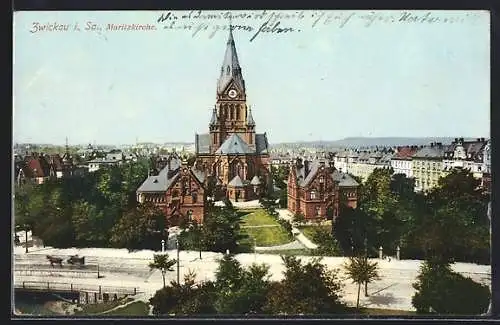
top-left (299, 225), bottom-right (332, 241)
top-left (104, 301), bottom-right (150, 316)
top-left (240, 209), bottom-right (294, 247)
top-left (241, 209), bottom-right (279, 227)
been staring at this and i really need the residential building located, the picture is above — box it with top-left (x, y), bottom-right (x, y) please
top-left (193, 28), bottom-right (271, 202)
top-left (390, 146), bottom-right (419, 178)
top-left (287, 157), bottom-right (359, 221)
top-left (15, 149), bottom-right (75, 185)
top-left (412, 142), bottom-right (446, 192)
top-left (345, 150), bottom-right (393, 182)
top-left (87, 152), bottom-right (124, 172)
top-left (442, 138), bottom-right (488, 179)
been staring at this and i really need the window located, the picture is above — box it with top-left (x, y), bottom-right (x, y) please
top-left (319, 176), bottom-right (324, 183)
top-left (316, 206), bottom-right (321, 216)
top-left (310, 190), bottom-right (316, 200)
top-left (192, 192), bottom-right (198, 203)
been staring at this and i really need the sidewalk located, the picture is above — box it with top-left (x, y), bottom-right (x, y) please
top-left (276, 209), bottom-right (318, 249)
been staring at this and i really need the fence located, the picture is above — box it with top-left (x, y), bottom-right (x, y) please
top-left (14, 263), bottom-right (100, 278)
top-left (14, 281), bottom-right (140, 295)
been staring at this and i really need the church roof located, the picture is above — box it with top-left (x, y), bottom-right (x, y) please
top-left (194, 133), bottom-right (269, 155)
top-left (228, 175), bottom-right (245, 187)
top-left (217, 28), bottom-right (245, 94)
top-left (250, 175), bottom-right (261, 185)
top-left (216, 133), bottom-right (254, 154)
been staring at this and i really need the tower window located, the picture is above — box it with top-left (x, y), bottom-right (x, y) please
top-left (226, 66), bottom-right (230, 75)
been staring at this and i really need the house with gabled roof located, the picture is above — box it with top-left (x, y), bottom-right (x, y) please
top-left (287, 157), bottom-right (359, 221)
top-left (136, 155), bottom-right (207, 225)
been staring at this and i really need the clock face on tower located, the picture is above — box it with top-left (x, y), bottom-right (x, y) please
top-left (228, 89), bottom-right (238, 98)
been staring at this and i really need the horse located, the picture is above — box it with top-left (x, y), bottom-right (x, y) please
top-left (67, 255), bottom-right (85, 266)
top-left (46, 255), bottom-right (63, 267)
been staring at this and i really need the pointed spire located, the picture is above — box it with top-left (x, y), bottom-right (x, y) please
top-left (63, 136), bottom-right (71, 163)
top-left (217, 25), bottom-right (245, 94)
top-left (247, 105), bottom-right (255, 126)
top-left (210, 106), bottom-right (217, 126)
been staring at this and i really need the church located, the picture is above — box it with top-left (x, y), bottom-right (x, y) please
top-left (136, 28), bottom-right (271, 225)
top-left (193, 28), bottom-right (272, 202)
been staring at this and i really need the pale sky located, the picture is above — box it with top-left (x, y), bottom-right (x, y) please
top-left (13, 10), bottom-right (490, 145)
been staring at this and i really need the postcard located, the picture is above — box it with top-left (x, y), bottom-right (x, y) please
top-left (13, 10), bottom-right (491, 317)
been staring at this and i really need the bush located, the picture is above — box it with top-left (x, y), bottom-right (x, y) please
top-left (412, 261), bottom-right (490, 315)
top-left (277, 219), bottom-right (293, 238)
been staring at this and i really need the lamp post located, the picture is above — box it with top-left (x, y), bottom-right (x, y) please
top-left (176, 238), bottom-right (180, 284)
top-left (161, 267), bottom-right (166, 288)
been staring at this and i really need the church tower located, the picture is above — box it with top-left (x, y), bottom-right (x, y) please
top-left (209, 27), bottom-right (256, 153)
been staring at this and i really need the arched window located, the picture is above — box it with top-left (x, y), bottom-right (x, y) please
top-left (236, 105), bottom-right (240, 120)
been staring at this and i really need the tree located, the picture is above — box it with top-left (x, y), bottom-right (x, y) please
top-left (292, 212), bottom-right (305, 225)
top-left (213, 254), bottom-right (271, 314)
top-left (412, 260), bottom-right (490, 314)
top-left (110, 203), bottom-right (166, 251)
top-left (200, 205), bottom-right (246, 253)
top-left (71, 200), bottom-right (108, 247)
top-left (149, 271), bottom-right (216, 315)
top-left (343, 256), bottom-right (381, 309)
top-left (149, 253), bottom-right (177, 288)
top-left (263, 256), bottom-right (346, 315)
top-left (311, 226), bottom-right (342, 256)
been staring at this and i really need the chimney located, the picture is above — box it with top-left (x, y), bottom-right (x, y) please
top-left (454, 138), bottom-right (458, 143)
top-left (459, 137), bottom-right (464, 143)
top-left (477, 138), bottom-right (481, 142)
top-left (481, 137), bottom-right (485, 142)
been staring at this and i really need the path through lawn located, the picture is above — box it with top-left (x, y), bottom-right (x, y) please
top-left (240, 209), bottom-right (294, 247)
